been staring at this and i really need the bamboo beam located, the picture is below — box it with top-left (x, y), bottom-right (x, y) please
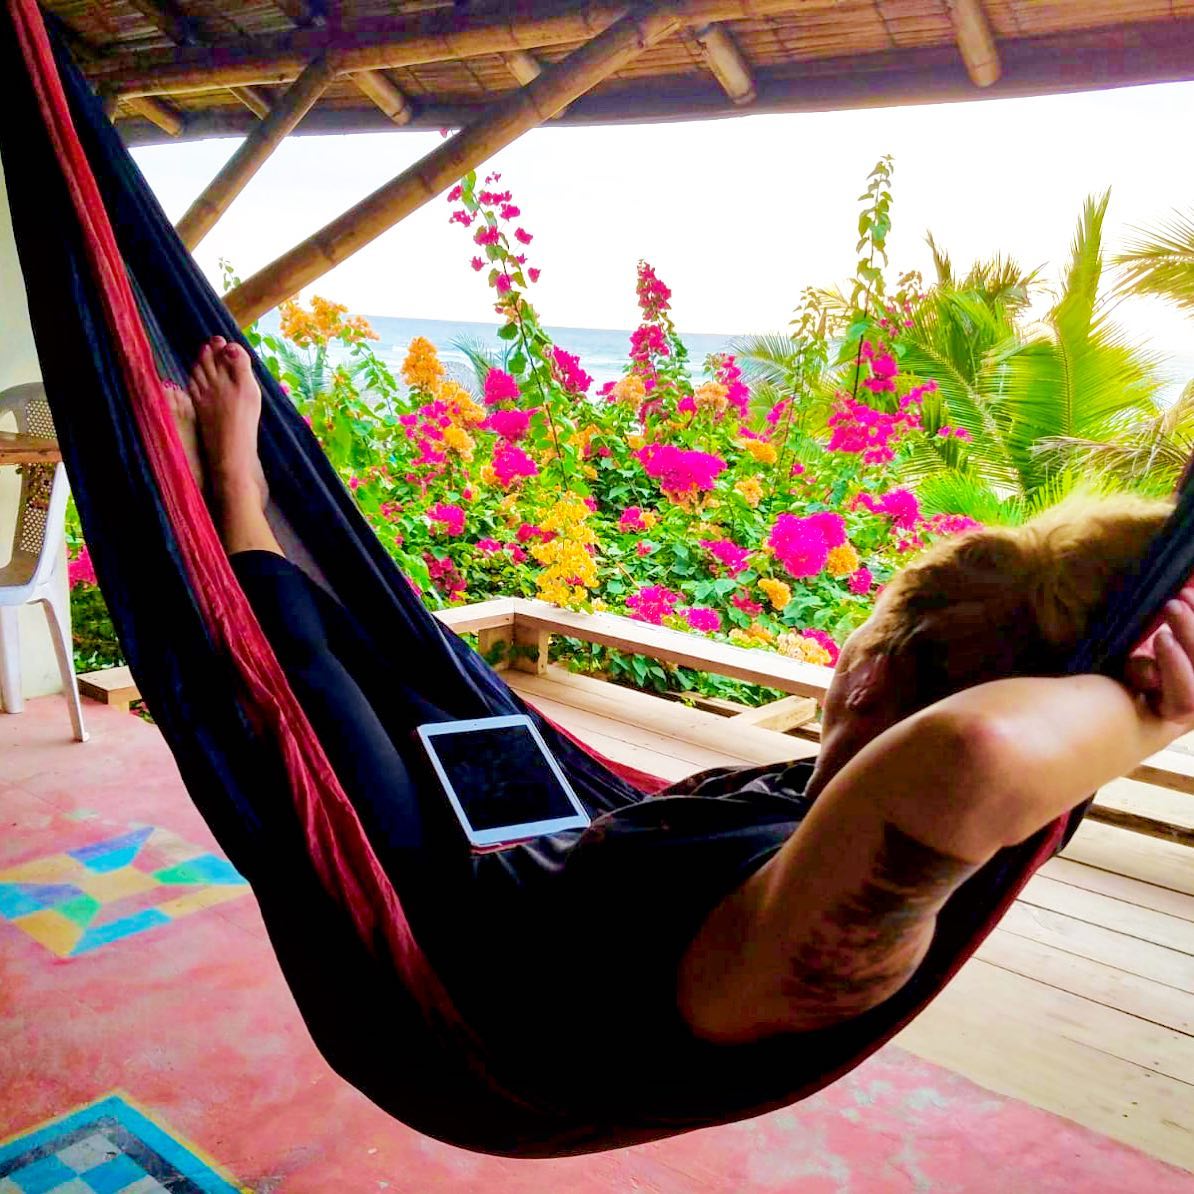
top-left (177, 55), bottom-right (337, 249)
top-left (88, 1), bottom-right (828, 97)
top-left (224, 5), bottom-right (686, 326)
top-left (349, 70), bottom-right (414, 124)
top-left (501, 50), bottom-right (543, 87)
top-left (125, 0), bottom-right (204, 45)
top-left (126, 95), bottom-right (185, 135)
top-left (691, 22), bottom-right (755, 104)
top-left (228, 84), bottom-right (274, 117)
top-left (947, 0), bottom-right (1000, 87)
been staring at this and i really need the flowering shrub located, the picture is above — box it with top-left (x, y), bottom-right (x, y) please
top-left (66, 159), bottom-right (984, 701)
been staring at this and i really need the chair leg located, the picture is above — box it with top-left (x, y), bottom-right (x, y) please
top-left (40, 595), bottom-right (88, 743)
top-left (0, 606), bottom-right (23, 715)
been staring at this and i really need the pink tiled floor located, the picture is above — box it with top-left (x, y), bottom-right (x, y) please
top-left (2, 695), bottom-right (1191, 1192)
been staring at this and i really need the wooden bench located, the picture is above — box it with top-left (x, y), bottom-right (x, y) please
top-left (80, 596), bottom-right (1193, 846)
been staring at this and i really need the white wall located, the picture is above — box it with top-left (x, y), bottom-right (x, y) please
top-left (0, 155), bottom-right (68, 702)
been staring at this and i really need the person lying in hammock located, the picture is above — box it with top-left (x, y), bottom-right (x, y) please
top-left (169, 334), bottom-right (1194, 1107)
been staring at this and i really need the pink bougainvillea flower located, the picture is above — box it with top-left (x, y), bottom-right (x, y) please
top-left (473, 225), bottom-right (500, 246)
top-left (68, 546), bottom-right (97, 589)
top-left (804, 511), bottom-right (847, 549)
top-left (619, 506), bottom-right (648, 533)
top-left (848, 567), bottom-right (874, 595)
top-left (550, 346), bottom-right (592, 394)
top-left (768, 513), bottom-right (831, 579)
top-left (514, 227), bottom-right (533, 244)
top-left (685, 606), bottom-right (722, 634)
top-left (636, 443), bottom-right (726, 498)
top-left (509, 545), bottom-right (528, 564)
top-left (482, 407), bottom-right (534, 440)
top-left (483, 368), bottom-right (521, 406)
top-left (636, 260), bottom-right (672, 319)
top-left (348, 476), bottom-right (362, 491)
top-left (475, 538), bottom-right (503, 554)
top-left (470, 256), bottom-right (484, 272)
top-left (449, 209), bottom-right (475, 227)
top-left (676, 394), bottom-right (697, 415)
top-left (424, 552), bottom-right (466, 598)
top-left (700, 539), bottom-right (750, 576)
top-left (732, 591), bottom-right (763, 617)
top-left (922, 512), bottom-right (982, 536)
top-left (500, 203), bottom-right (521, 220)
top-left (492, 440), bottom-right (539, 487)
top-left (626, 584), bottom-right (681, 625)
top-left (447, 184), bottom-right (463, 202)
top-left (636, 541), bottom-right (653, 557)
top-left (855, 487), bottom-right (920, 530)
top-left (629, 324), bottom-right (669, 362)
top-left (494, 273), bottom-right (514, 295)
top-left (427, 502), bottom-right (465, 535)
top-left (516, 522), bottom-right (555, 544)
top-left (528, 267), bottom-right (541, 283)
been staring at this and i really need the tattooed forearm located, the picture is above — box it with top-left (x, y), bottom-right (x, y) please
top-left (777, 822), bottom-right (981, 1026)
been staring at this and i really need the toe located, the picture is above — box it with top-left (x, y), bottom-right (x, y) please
top-left (221, 341), bottom-right (252, 378)
top-left (197, 343), bottom-right (219, 387)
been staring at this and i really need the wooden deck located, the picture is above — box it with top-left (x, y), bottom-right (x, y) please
top-left (506, 665), bottom-right (1194, 1173)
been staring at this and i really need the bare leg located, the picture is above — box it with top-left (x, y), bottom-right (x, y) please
top-left (184, 335), bottom-right (280, 558)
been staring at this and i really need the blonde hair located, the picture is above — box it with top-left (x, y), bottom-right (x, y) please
top-left (852, 495), bottom-right (1173, 711)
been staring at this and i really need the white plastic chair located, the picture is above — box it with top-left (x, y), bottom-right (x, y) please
top-left (0, 383), bottom-right (87, 742)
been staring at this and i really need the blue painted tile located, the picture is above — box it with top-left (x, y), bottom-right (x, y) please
top-left (79, 849), bottom-right (139, 876)
top-left (71, 910), bottom-right (171, 956)
top-left (77, 1154), bottom-right (143, 1194)
top-left (0, 886), bottom-right (45, 920)
top-left (8, 1154), bottom-right (74, 1193)
top-left (68, 830), bottom-right (152, 868)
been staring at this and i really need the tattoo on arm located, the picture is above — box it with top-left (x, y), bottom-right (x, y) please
top-left (778, 822), bottom-right (981, 1025)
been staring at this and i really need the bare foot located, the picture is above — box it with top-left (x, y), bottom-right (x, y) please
top-left (164, 381), bottom-right (204, 490)
top-left (186, 335), bottom-right (268, 504)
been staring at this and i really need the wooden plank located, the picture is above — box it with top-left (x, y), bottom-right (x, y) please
top-left (977, 927), bottom-right (1194, 1036)
top-left (78, 666), bottom-right (139, 713)
top-left (1039, 856), bottom-right (1194, 924)
top-left (0, 432), bottom-right (60, 465)
top-left (509, 667), bottom-right (818, 767)
top-left (900, 960), bottom-right (1194, 1171)
top-left (729, 694), bottom-right (818, 732)
top-left (1062, 820), bottom-right (1194, 898)
top-left (1015, 874), bottom-right (1194, 957)
top-left (432, 597), bottom-right (516, 634)
top-left (1131, 746), bottom-right (1194, 796)
top-left (998, 902), bottom-right (1194, 993)
top-left (1088, 806), bottom-right (1194, 848)
top-left (513, 599), bottom-right (834, 698)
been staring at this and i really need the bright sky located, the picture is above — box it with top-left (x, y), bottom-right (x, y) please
top-left (133, 79), bottom-right (1194, 374)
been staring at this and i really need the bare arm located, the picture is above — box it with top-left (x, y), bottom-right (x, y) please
top-left (677, 598), bottom-right (1194, 1043)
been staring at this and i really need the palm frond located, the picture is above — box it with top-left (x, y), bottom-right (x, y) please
top-left (1113, 209), bottom-right (1194, 314)
top-left (914, 472), bottom-right (1026, 525)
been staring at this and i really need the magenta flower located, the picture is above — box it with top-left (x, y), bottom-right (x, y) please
top-left (636, 443), bottom-right (727, 498)
top-left (482, 408), bottom-right (534, 440)
top-left (800, 628), bottom-right (841, 666)
top-left (500, 204), bottom-right (521, 220)
top-left (68, 546), bottom-right (97, 589)
top-left (483, 368), bottom-right (521, 406)
top-left (685, 606), bottom-right (722, 634)
top-left (856, 488), bottom-right (920, 530)
top-left (629, 324), bottom-right (669, 362)
top-left (517, 522), bottom-right (554, 543)
top-left (493, 441), bottom-right (538, 487)
top-left (768, 513), bottom-right (831, 579)
top-left (514, 227), bottom-right (533, 244)
top-left (550, 346), bottom-right (592, 394)
top-left (495, 273), bottom-right (513, 295)
top-left (475, 538), bottom-right (503, 554)
top-left (618, 506), bottom-right (648, 533)
top-left (636, 542), bottom-right (653, 557)
top-left (732, 591), bottom-right (763, 617)
top-left (804, 511), bottom-right (846, 549)
top-left (700, 539), bottom-right (750, 576)
top-left (848, 567), bottom-right (874, 595)
top-left (528, 267), bottom-right (541, 283)
top-left (447, 184), bottom-right (463, 202)
top-left (509, 545), bottom-right (528, 564)
top-left (427, 502), bottom-right (465, 536)
top-left (636, 261), bottom-right (672, 319)
top-left (473, 225), bottom-right (500, 246)
top-left (626, 585), bottom-right (681, 625)
top-left (922, 513), bottom-right (982, 536)
top-left (470, 256), bottom-right (484, 272)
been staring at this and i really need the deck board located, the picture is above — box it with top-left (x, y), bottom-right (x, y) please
top-left (507, 665), bottom-right (1194, 1172)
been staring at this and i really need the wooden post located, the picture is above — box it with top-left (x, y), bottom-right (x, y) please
top-left (126, 96), bottom-right (185, 136)
top-left (349, 70), bottom-right (414, 124)
top-left (947, 0), bottom-right (1000, 87)
top-left (224, 5), bottom-right (685, 326)
top-left (691, 22), bottom-right (755, 104)
top-left (501, 50), bottom-right (543, 86)
top-left (477, 625), bottom-right (514, 671)
top-left (511, 624), bottom-right (551, 676)
top-left (176, 55), bottom-right (337, 250)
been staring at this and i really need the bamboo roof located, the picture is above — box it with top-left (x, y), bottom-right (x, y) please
top-left (49, 1), bottom-right (1194, 145)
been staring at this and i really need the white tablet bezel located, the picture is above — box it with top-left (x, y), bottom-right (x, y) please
top-left (416, 714), bottom-right (591, 847)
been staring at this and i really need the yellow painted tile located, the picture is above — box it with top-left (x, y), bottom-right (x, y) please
top-left (156, 884), bottom-right (248, 919)
top-left (14, 909), bottom-right (82, 956)
top-left (0, 854), bottom-right (81, 883)
top-left (76, 867), bottom-right (159, 902)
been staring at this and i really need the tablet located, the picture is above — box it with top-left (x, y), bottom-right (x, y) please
top-left (417, 714), bottom-right (591, 847)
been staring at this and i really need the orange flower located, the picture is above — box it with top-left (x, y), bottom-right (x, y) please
top-left (742, 439), bottom-right (778, 465)
top-left (778, 632), bottom-right (832, 666)
top-left (443, 424), bottom-right (474, 457)
top-left (280, 295), bottom-right (377, 348)
top-left (826, 542), bottom-right (861, 578)
top-left (735, 476), bottom-right (763, 508)
top-left (759, 577), bottom-right (791, 610)
top-left (402, 336), bottom-right (445, 392)
top-left (694, 381), bottom-right (728, 414)
top-left (612, 375), bottom-right (646, 410)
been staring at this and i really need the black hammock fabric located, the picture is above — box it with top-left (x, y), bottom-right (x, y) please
top-left (4, 1), bottom-right (1194, 1159)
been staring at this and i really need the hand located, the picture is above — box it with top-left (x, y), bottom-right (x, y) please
top-left (1125, 587), bottom-right (1194, 725)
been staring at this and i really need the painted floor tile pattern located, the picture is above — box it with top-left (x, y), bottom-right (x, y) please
top-left (0, 826), bottom-right (248, 957)
top-left (0, 1095), bottom-right (242, 1193)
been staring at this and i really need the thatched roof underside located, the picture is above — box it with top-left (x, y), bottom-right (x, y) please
top-left (46, 1), bottom-right (1194, 145)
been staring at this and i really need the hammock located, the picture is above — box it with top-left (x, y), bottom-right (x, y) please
top-left (3, 0), bottom-right (1192, 1159)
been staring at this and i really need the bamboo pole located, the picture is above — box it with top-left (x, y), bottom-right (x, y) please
top-left (224, 5), bottom-right (685, 327)
top-left (349, 70), bottom-right (414, 124)
top-left (89, 1), bottom-right (827, 97)
top-left (126, 95), bottom-right (185, 135)
top-left (501, 50), bottom-right (543, 87)
top-left (947, 0), bottom-right (1000, 87)
top-left (176, 56), bottom-right (337, 250)
top-left (691, 22), bottom-right (755, 104)
top-left (229, 84), bottom-right (273, 117)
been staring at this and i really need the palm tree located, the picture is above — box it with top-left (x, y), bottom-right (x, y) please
top-left (1113, 209), bottom-right (1194, 314)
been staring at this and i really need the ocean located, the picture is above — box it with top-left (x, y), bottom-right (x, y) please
top-left (262, 312), bottom-right (745, 389)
